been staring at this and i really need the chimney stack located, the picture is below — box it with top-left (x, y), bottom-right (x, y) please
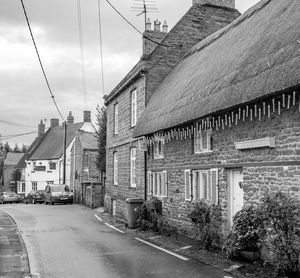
top-left (142, 18), bottom-right (168, 56)
top-left (83, 111), bottom-right (91, 123)
top-left (192, 0), bottom-right (235, 8)
top-left (37, 119), bottom-right (45, 137)
top-left (50, 118), bottom-right (59, 128)
top-left (67, 111), bottom-right (74, 124)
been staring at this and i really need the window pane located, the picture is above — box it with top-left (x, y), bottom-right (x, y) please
top-left (211, 170), bottom-right (218, 203)
top-left (202, 130), bottom-right (208, 150)
top-left (185, 170), bottom-right (191, 200)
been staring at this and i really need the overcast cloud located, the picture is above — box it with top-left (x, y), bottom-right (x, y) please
top-left (0, 0), bottom-right (260, 147)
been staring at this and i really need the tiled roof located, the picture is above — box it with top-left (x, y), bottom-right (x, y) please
top-left (29, 122), bottom-right (83, 160)
top-left (134, 0), bottom-right (300, 136)
top-left (3, 152), bottom-right (24, 166)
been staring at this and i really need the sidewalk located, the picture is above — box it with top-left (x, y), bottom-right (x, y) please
top-left (0, 210), bottom-right (30, 278)
top-left (94, 207), bottom-right (248, 278)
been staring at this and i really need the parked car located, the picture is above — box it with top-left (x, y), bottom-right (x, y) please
top-left (25, 190), bottom-right (45, 204)
top-left (44, 185), bottom-right (73, 205)
top-left (0, 191), bottom-right (20, 204)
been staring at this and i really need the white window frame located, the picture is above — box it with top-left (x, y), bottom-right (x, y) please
top-left (131, 89), bottom-right (137, 127)
top-left (147, 171), bottom-right (167, 197)
top-left (194, 129), bottom-right (212, 153)
top-left (114, 103), bottom-right (119, 135)
top-left (185, 170), bottom-right (192, 201)
top-left (32, 181), bottom-right (37, 191)
top-left (130, 147), bottom-right (136, 188)
top-left (154, 139), bottom-right (164, 159)
top-left (187, 169), bottom-right (218, 203)
top-left (21, 182), bottom-right (26, 193)
top-left (113, 152), bottom-right (118, 185)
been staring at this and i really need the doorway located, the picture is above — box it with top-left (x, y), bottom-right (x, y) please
top-left (228, 169), bottom-right (244, 225)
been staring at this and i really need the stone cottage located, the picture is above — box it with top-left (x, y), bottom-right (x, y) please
top-left (104, 0), bottom-right (240, 218)
top-left (133, 0), bottom-right (300, 235)
top-left (70, 130), bottom-right (103, 208)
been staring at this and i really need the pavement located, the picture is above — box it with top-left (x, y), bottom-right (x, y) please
top-left (0, 210), bottom-right (30, 278)
top-left (0, 206), bottom-right (246, 278)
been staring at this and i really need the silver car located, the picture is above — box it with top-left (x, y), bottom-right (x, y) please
top-left (0, 191), bottom-right (19, 204)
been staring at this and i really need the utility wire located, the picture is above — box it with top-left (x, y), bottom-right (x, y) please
top-left (77, 0), bottom-right (88, 106)
top-left (97, 0), bottom-right (105, 96)
top-left (20, 0), bottom-right (65, 122)
top-left (105, 0), bottom-right (169, 47)
top-left (1, 131), bottom-right (36, 140)
top-left (0, 119), bottom-right (35, 128)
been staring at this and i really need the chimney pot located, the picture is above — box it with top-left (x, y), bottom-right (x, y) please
top-left (162, 20), bottom-right (168, 33)
top-left (145, 18), bottom-right (151, 31)
top-left (38, 119), bottom-right (45, 137)
top-left (153, 19), bottom-right (161, 31)
top-left (83, 111), bottom-right (91, 123)
top-left (50, 118), bottom-right (59, 128)
top-left (192, 0), bottom-right (235, 9)
top-left (67, 111), bottom-right (74, 124)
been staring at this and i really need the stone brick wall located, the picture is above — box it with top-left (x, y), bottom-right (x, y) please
top-left (147, 98), bottom-right (300, 238)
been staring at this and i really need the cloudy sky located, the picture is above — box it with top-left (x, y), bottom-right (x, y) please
top-left (0, 0), bottom-right (260, 148)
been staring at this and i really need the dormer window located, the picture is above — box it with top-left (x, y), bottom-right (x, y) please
top-left (194, 129), bottom-right (212, 153)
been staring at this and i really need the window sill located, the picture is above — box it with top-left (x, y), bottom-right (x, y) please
top-left (154, 156), bottom-right (164, 160)
top-left (129, 186), bottom-right (137, 190)
top-left (194, 150), bottom-right (213, 155)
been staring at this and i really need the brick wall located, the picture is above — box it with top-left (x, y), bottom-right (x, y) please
top-left (147, 98), bottom-right (300, 238)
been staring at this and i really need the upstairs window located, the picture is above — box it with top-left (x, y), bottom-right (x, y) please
top-left (131, 89), bottom-right (137, 127)
top-left (130, 148), bottom-right (136, 188)
top-left (113, 152), bottom-right (118, 185)
top-left (184, 169), bottom-right (218, 203)
top-left (114, 103), bottom-right (119, 135)
top-left (49, 162), bottom-right (56, 170)
top-left (154, 139), bottom-right (164, 159)
top-left (194, 129), bottom-right (212, 153)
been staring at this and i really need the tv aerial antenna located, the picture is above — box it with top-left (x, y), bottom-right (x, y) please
top-left (130, 0), bottom-right (159, 30)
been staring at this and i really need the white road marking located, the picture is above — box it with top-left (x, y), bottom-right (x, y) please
top-left (174, 245), bottom-right (192, 252)
top-left (148, 235), bottom-right (162, 240)
top-left (104, 222), bottom-right (125, 234)
top-left (135, 237), bottom-right (189, 261)
top-left (94, 214), bottom-right (103, 222)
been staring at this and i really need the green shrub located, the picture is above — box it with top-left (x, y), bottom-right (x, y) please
top-left (225, 191), bottom-right (300, 275)
top-left (260, 192), bottom-right (300, 275)
top-left (188, 200), bottom-right (222, 250)
top-left (225, 206), bottom-right (264, 258)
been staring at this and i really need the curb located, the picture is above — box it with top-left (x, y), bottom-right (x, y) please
top-left (2, 211), bottom-right (32, 277)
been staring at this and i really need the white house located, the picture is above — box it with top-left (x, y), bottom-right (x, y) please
top-left (24, 111), bottom-right (95, 194)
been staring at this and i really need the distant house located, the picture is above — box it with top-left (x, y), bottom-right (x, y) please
top-left (104, 0), bottom-right (240, 218)
top-left (25, 111), bottom-right (95, 194)
top-left (16, 120), bottom-right (47, 196)
top-left (3, 152), bottom-right (24, 192)
top-left (133, 0), bottom-right (300, 236)
top-left (70, 130), bottom-right (102, 208)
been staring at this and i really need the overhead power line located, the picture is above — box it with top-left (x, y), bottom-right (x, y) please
top-left (0, 119), bottom-right (35, 128)
top-left (1, 131), bottom-right (36, 140)
top-left (77, 0), bottom-right (88, 106)
top-left (20, 0), bottom-right (65, 122)
top-left (97, 0), bottom-right (105, 96)
top-left (105, 0), bottom-right (169, 47)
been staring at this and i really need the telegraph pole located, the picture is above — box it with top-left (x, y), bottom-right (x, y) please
top-left (63, 122), bottom-right (67, 184)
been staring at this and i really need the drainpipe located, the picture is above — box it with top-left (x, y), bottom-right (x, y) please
top-left (63, 122), bottom-right (67, 184)
top-left (144, 150), bottom-right (147, 201)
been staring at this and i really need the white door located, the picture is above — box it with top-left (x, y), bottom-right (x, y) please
top-left (229, 169), bottom-right (244, 225)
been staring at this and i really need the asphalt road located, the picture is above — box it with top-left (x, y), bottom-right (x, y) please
top-left (0, 204), bottom-right (228, 278)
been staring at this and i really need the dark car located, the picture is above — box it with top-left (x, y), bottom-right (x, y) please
top-left (44, 185), bottom-right (73, 205)
top-left (0, 191), bottom-right (19, 204)
top-left (25, 190), bottom-right (45, 204)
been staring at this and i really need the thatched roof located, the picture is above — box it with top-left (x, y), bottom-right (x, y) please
top-left (133, 0), bottom-right (300, 137)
